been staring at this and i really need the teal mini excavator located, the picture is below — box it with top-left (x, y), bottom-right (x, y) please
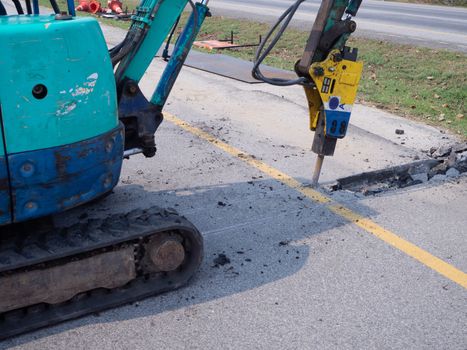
top-left (0, 0), bottom-right (362, 338)
top-left (0, 0), bottom-right (210, 338)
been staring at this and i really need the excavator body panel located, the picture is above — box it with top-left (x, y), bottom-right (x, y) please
top-left (0, 15), bottom-right (122, 224)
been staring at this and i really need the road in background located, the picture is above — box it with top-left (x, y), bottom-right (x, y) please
top-left (4, 0), bottom-right (466, 52)
top-left (208, 0), bottom-right (467, 52)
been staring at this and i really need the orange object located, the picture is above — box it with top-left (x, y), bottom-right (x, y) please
top-left (108, 0), bottom-right (123, 14)
top-left (88, 0), bottom-right (102, 13)
top-left (194, 40), bottom-right (238, 50)
top-left (75, 0), bottom-right (89, 11)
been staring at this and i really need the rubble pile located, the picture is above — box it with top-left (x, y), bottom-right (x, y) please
top-left (331, 142), bottom-right (467, 195)
top-left (427, 143), bottom-right (467, 180)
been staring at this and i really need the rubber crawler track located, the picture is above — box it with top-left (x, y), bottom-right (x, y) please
top-left (0, 207), bottom-right (203, 339)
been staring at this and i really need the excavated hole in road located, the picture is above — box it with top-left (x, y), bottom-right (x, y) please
top-left (330, 143), bottom-right (467, 196)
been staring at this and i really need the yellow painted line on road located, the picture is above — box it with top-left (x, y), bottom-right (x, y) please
top-left (165, 113), bottom-right (467, 289)
top-left (329, 205), bottom-right (467, 289)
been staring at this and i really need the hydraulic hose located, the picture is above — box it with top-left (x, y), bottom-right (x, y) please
top-left (155, 0), bottom-right (199, 63)
top-left (49, 0), bottom-right (60, 14)
top-left (0, 1), bottom-right (6, 15)
top-left (25, 0), bottom-right (32, 14)
top-left (252, 0), bottom-right (309, 86)
top-left (111, 29), bottom-right (143, 66)
top-left (186, 0), bottom-right (199, 51)
top-left (111, 0), bottom-right (165, 68)
top-left (162, 15), bottom-right (181, 61)
top-left (113, 0), bottom-right (198, 82)
top-left (12, 0), bottom-right (24, 14)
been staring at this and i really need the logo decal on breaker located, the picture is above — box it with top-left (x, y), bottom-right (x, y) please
top-left (329, 96), bottom-right (340, 110)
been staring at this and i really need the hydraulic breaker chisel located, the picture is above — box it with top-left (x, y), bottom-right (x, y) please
top-left (297, 0), bottom-right (363, 186)
top-left (253, 0), bottom-right (363, 186)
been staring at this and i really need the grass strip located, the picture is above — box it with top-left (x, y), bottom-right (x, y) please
top-left (194, 16), bottom-right (466, 137)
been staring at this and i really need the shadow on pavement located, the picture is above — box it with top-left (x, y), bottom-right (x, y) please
top-left (2, 178), bottom-right (381, 348)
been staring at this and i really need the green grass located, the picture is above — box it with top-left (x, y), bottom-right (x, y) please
top-left (192, 16), bottom-right (467, 138)
top-left (38, 1), bottom-right (467, 137)
top-left (388, 0), bottom-right (467, 7)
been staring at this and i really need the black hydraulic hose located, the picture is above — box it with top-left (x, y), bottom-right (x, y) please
top-left (126, 0), bottom-right (182, 62)
top-left (160, 0), bottom-right (198, 60)
top-left (25, 0), bottom-right (32, 14)
top-left (111, 28), bottom-right (144, 66)
top-left (187, 0), bottom-right (199, 49)
top-left (113, 0), bottom-right (199, 87)
top-left (252, 0), bottom-right (309, 86)
top-left (110, 0), bottom-right (155, 65)
top-left (49, 0), bottom-right (60, 14)
top-left (0, 1), bottom-right (7, 15)
top-left (115, 0), bottom-right (198, 73)
top-left (111, 0), bottom-right (161, 67)
top-left (166, 0), bottom-right (198, 57)
top-left (109, 40), bottom-right (125, 55)
top-left (12, 0), bottom-right (24, 14)
top-left (162, 15), bottom-right (181, 61)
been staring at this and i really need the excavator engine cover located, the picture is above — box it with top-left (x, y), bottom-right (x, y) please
top-left (0, 15), bottom-right (122, 225)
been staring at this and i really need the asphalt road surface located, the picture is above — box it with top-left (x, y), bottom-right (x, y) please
top-left (2, 8), bottom-right (467, 350)
top-left (208, 0), bottom-right (467, 52)
top-left (3, 25), bottom-right (467, 349)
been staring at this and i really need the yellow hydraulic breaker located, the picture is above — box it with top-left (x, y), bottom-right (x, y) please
top-left (253, 0), bottom-right (364, 186)
top-left (307, 48), bottom-right (363, 139)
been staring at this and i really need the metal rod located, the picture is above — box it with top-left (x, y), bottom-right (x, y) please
top-left (123, 148), bottom-right (143, 158)
top-left (32, 0), bottom-right (39, 14)
top-left (66, 0), bottom-right (75, 16)
top-left (311, 154), bottom-right (325, 187)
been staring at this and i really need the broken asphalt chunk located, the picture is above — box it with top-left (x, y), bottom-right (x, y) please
top-left (213, 254), bottom-right (230, 267)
